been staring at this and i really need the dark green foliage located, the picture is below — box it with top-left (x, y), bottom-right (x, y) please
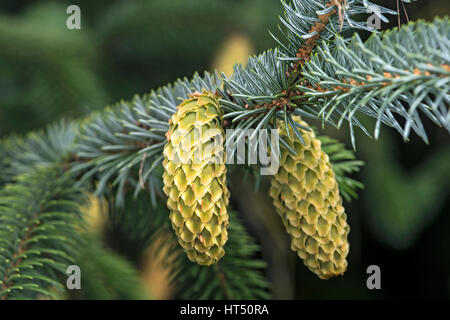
top-left (96, 0), bottom-right (237, 97)
top-left (0, 166), bottom-right (85, 300)
top-left (0, 0), bottom-right (448, 300)
top-left (0, 139), bottom-right (15, 187)
top-left (102, 193), bottom-right (270, 299)
top-left (105, 193), bottom-right (168, 264)
top-left (221, 49), bottom-right (290, 107)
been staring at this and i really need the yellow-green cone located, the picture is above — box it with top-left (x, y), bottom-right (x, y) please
top-left (163, 91), bottom-right (229, 266)
top-left (269, 117), bottom-right (349, 279)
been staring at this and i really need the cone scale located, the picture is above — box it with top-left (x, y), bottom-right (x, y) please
top-left (163, 91), bottom-right (229, 266)
top-left (269, 117), bottom-right (350, 279)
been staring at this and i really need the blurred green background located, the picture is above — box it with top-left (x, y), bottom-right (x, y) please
top-left (0, 0), bottom-right (449, 299)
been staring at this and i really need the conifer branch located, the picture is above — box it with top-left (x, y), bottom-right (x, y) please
top-left (297, 18), bottom-right (450, 144)
top-left (0, 167), bottom-right (85, 300)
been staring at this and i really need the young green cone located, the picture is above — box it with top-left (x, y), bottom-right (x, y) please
top-left (269, 117), bottom-right (350, 279)
top-left (163, 91), bottom-right (229, 266)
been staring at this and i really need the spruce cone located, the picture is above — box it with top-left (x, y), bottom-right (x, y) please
top-left (269, 117), bottom-right (350, 279)
top-left (163, 91), bottom-right (229, 266)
